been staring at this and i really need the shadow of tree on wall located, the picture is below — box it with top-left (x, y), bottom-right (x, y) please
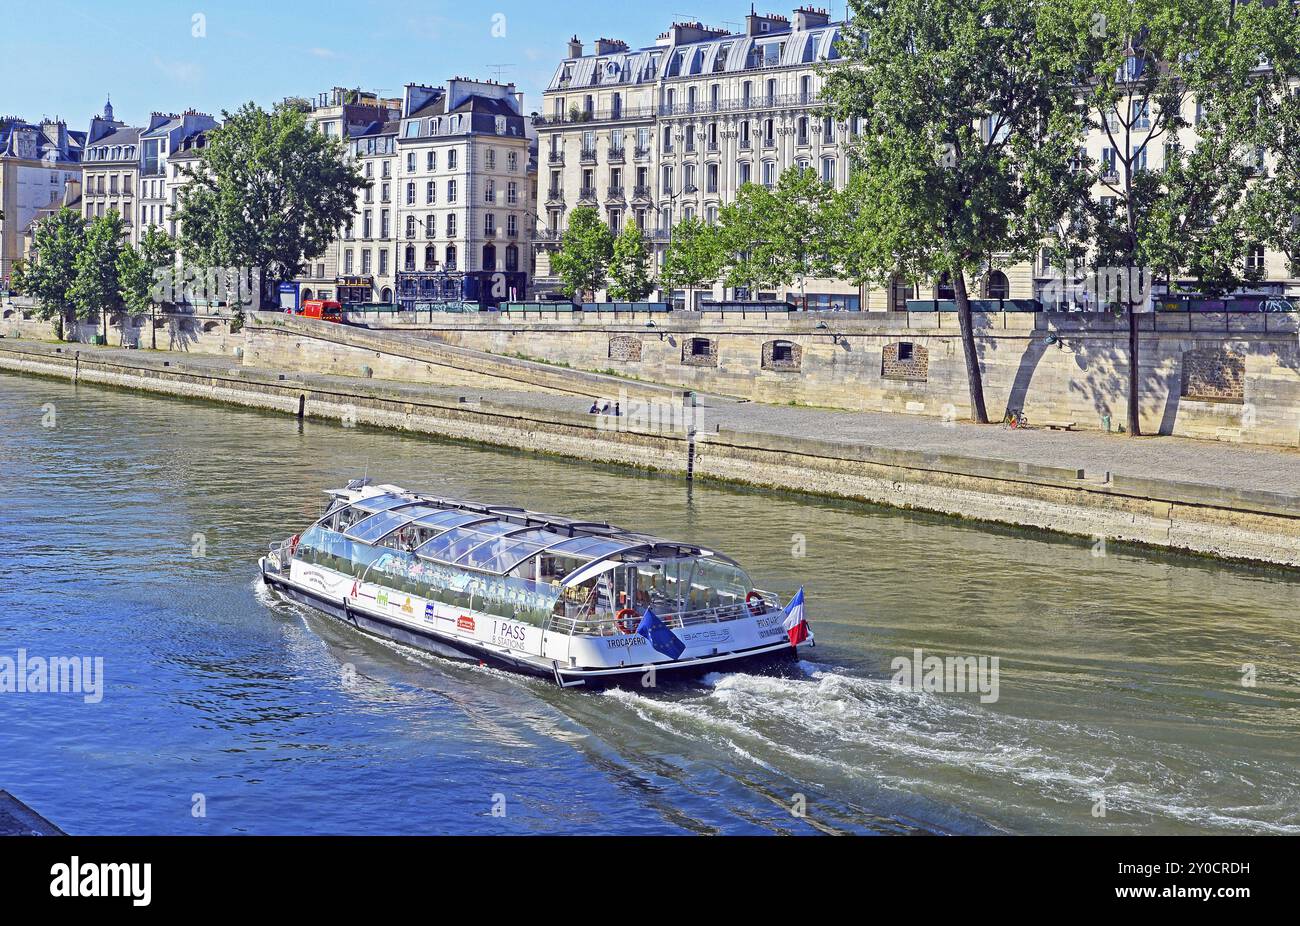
top-left (1044, 311), bottom-right (1300, 436)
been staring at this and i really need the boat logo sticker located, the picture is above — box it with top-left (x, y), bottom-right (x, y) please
top-left (457, 615), bottom-right (475, 632)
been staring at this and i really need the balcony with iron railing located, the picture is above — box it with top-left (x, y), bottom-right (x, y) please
top-left (631, 184), bottom-right (652, 200)
top-left (607, 185), bottom-right (625, 200)
top-left (533, 104), bottom-right (656, 126)
top-left (578, 186), bottom-right (598, 203)
top-left (607, 146), bottom-right (625, 163)
top-left (634, 145), bottom-right (650, 159)
top-left (548, 150), bottom-right (565, 165)
top-left (580, 147), bottom-right (598, 164)
top-left (546, 186), bottom-right (565, 203)
top-left (658, 92), bottom-right (824, 118)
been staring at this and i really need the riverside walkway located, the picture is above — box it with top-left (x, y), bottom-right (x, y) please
top-left (2, 338), bottom-right (1297, 498)
top-left (2, 338), bottom-right (1297, 566)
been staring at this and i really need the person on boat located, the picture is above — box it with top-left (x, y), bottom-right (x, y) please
top-left (588, 401), bottom-right (599, 414)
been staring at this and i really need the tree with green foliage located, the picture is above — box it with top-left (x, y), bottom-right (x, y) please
top-left (71, 210), bottom-right (127, 339)
top-left (1242, 10), bottom-right (1300, 284)
top-left (118, 227), bottom-right (178, 348)
top-left (823, 0), bottom-right (1083, 424)
top-left (8, 257), bottom-right (26, 296)
top-left (551, 206), bottom-right (613, 299)
top-left (660, 216), bottom-right (726, 309)
top-left (1043, 0), bottom-right (1288, 435)
top-left (174, 101), bottom-right (365, 306)
top-left (607, 223), bottom-right (654, 302)
top-left (23, 207), bottom-right (86, 338)
top-left (718, 182), bottom-right (785, 297)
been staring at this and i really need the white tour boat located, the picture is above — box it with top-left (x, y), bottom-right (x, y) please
top-left (259, 479), bottom-right (813, 687)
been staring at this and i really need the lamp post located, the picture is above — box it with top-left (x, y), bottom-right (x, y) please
top-left (655, 182), bottom-right (697, 309)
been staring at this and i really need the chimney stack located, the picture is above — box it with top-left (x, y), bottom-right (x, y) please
top-left (567, 35), bottom-right (583, 58)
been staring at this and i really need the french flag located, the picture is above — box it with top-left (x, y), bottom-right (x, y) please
top-left (781, 587), bottom-right (810, 646)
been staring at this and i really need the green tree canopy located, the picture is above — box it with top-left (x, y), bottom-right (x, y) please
top-left (71, 211), bottom-right (127, 332)
top-left (174, 101), bottom-right (365, 303)
top-left (23, 207), bottom-right (86, 335)
top-left (1040, 0), bottom-right (1291, 433)
top-left (661, 216), bottom-right (726, 300)
top-left (551, 206), bottom-right (613, 298)
top-left (823, 0), bottom-right (1084, 423)
top-left (607, 223), bottom-right (654, 301)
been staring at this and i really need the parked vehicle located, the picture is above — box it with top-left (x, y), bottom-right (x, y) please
top-left (299, 299), bottom-right (344, 322)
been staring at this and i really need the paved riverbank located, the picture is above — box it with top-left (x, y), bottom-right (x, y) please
top-left (2, 338), bottom-right (1297, 567)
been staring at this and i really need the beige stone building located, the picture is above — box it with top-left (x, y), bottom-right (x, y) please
top-left (393, 79), bottom-right (535, 307)
top-left (535, 9), bottom-right (861, 308)
top-left (536, 8), bottom-right (1299, 311)
top-left (296, 88), bottom-right (399, 304)
top-left (1, 116), bottom-right (84, 287)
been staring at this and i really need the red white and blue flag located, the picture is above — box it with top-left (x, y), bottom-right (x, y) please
top-left (781, 586), bottom-right (810, 646)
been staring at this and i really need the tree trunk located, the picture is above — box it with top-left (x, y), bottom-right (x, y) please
top-left (953, 271), bottom-right (989, 424)
top-left (1126, 304), bottom-right (1143, 436)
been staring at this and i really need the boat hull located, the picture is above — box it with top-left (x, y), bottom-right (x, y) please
top-left (260, 558), bottom-right (805, 688)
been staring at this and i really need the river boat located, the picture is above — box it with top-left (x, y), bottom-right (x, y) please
top-left (259, 479), bottom-right (813, 687)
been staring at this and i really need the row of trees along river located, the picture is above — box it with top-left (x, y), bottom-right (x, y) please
top-left (12, 0), bottom-right (1300, 436)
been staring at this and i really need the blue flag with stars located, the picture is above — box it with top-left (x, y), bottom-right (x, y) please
top-left (636, 608), bottom-right (686, 660)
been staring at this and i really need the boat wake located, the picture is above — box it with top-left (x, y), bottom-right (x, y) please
top-left (601, 661), bottom-right (1300, 835)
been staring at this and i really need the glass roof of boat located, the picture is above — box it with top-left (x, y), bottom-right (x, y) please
top-left (351, 493), bottom-right (416, 514)
top-left (345, 504), bottom-right (456, 544)
top-left (327, 485), bottom-right (711, 576)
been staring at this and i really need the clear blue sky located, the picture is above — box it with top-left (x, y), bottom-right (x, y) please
top-left (0, 0), bottom-right (843, 129)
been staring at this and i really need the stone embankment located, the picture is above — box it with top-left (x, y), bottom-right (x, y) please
top-left (1, 338), bottom-right (1296, 568)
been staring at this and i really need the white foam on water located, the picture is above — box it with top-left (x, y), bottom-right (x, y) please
top-left (611, 665), bottom-right (1300, 834)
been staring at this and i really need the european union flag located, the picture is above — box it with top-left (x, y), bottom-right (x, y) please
top-left (636, 608), bottom-right (686, 660)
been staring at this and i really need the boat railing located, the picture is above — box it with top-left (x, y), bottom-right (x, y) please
top-left (266, 537), bottom-right (296, 574)
top-left (548, 589), bottom-right (782, 637)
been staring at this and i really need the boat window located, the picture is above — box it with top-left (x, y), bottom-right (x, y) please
top-left (411, 509), bottom-right (490, 531)
top-left (346, 504), bottom-right (448, 543)
top-left (416, 521), bottom-right (517, 563)
top-left (351, 493), bottom-right (412, 514)
top-left (547, 536), bottom-right (636, 560)
top-left (635, 556), bottom-right (754, 614)
top-left (458, 528), bottom-right (559, 574)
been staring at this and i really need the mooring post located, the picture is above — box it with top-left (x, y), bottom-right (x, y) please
top-left (297, 393), bottom-right (306, 420)
top-left (73, 350), bottom-right (80, 385)
top-left (684, 390), bottom-right (697, 483)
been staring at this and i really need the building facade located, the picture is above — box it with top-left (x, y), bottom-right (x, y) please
top-left (393, 79), bottom-right (534, 308)
top-left (296, 88), bottom-right (399, 304)
top-left (0, 115), bottom-right (84, 287)
top-left (535, 8), bottom-right (861, 308)
top-left (137, 110), bottom-right (218, 241)
top-left (536, 7), bottom-right (1299, 310)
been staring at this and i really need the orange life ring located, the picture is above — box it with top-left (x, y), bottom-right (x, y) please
top-left (614, 608), bottom-right (639, 635)
top-left (746, 591), bottom-right (764, 616)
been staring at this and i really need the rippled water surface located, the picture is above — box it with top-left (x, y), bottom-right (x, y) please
top-left (2, 371), bottom-right (1298, 834)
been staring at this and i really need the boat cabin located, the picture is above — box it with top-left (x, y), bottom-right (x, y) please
top-left (293, 485), bottom-right (763, 634)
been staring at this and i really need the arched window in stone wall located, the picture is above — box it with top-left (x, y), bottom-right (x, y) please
top-left (608, 335), bottom-right (643, 362)
top-left (881, 341), bottom-right (929, 382)
top-left (1181, 348), bottom-right (1245, 403)
top-left (985, 270), bottom-right (1010, 300)
top-left (682, 337), bottom-right (717, 367)
top-left (761, 339), bottom-right (802, 372)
